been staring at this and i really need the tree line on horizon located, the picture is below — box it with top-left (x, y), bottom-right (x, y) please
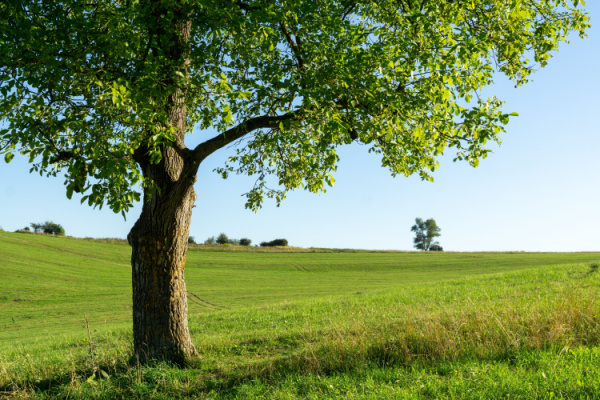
top-left (13, 221), bottom-right (66, 236)
top-left (189, 233), bottom-right (288, 247)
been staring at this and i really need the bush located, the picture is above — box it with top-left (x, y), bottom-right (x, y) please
top-left (204, 236), bottom-right (216, 245)
top-left (31, 221), bottom-right (65, 236)
top-left (228, 239), bottom-right (239, 246)
top-left (239, 238), bottom-right (252, 246)
top-left (429, 244), bottom-right (444, 251)
top-left (260, 238), bottom-right (288, 247)
top-left (216, 233), bottom-right (229, 245)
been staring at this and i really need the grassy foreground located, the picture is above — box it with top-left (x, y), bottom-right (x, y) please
top-left (1, 231), bottom-right (599, 398)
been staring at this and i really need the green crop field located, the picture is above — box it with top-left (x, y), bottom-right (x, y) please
top-left (1, 230), bottom-right (599, 399)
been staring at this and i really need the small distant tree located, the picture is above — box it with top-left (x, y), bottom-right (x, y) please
top-left (260, 239), bottom-right (289, 247)
top-left (204, 237), bottom-right (216, 245)
top-left (30, 223), bottom-right (42, 233)
top-left (411, 218), bottom-right (441, 251)
top-left (429, 244), bottom-right (444, 252)
top-left (239, 238), bottom-right (251, 246)
top-left (188, 236), bottom-right (196, 244)
top-left (216, 233), bottom-right (229, 245)
top-left (40, 221), bottom-right (65, 236)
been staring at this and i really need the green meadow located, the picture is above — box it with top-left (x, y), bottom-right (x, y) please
top-left (1, 230), bottom-right (599, 399)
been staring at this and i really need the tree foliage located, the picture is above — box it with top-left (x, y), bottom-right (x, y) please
top-left (260, 238), bottom-right (289, 247)
top-left (216, 233), bottom-right (229, 245)
top-left (0, 1), bottom-right (589, 212)
top-left (31, 221), bottom-right (65, 236)
top-left (429, 244), bottom-right (443, 252)
top-left (30, 223), bottom-right (42, 234)
top-left (411, 218), bottom-right (440, 251)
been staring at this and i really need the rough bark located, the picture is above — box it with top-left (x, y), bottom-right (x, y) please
top-left (126, 2), bottom-right (199, 364)
top-left (127, 145), bottom-right (199, 364)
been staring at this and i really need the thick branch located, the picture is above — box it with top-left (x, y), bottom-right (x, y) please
top-left (193, 112), bottom-right (299, 162)
top-left (278, 22), bottom-right (305, 70)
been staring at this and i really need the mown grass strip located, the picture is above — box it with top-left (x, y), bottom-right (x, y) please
top-left (3, 230), bottom-right (599, 344)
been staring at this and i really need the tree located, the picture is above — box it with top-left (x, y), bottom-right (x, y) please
top-left (411, 218), bottom-right (441, 251)
top-left (0, 1), bottom-right (589, 364)
top-left (188, 236), bottom-right (196, 244)
top-left (216, 233), bottom-right (229, 245)
top-left (261, 239), bottom-right (289, 247)
top-left (30, 221), bottom-right (65, 235)
top-left (239, 238), bottom-right (251, 246)
top-left (43, 221), bottom-right (65, 235)
top-left (429, 244), bottom-right (443, 252)
top-left (30, 223), bottom-right (42, 234)
top-left (204, 236), bottom-right (216, 245)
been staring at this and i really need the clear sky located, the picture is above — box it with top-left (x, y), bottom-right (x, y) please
top-left (1, 5), bottom-right (599, 252)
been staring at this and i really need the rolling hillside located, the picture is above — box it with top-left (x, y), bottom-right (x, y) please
top-left (1, 230), bottom-right (599, 398)
top-left (3, 230), bottom-right (600, 343)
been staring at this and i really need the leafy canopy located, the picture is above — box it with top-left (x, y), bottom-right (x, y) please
top-left (0, 0), bottom-right (589, 213)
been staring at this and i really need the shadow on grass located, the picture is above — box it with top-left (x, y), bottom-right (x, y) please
top-left (0, 339), bottom-right (474, 398)
top-left (583, 263), bottom-right (599, 278)
top-left (3, 334), bottom-right (597, 400)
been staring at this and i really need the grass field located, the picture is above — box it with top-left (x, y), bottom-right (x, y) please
top-left (1, 230), bottom-right (599, 398)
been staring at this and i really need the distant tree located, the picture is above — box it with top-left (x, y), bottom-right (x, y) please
top-left (429, 244), bottom-right (444, 252)
top-left (188, 236), bottom-right (196, 244)
top-left (30, 223), bottom-right (42, 233)
top-left (228, 238), bottom-right (239, 246)
top-left (204, 237), bottom-right (216, 245)
top-left (216, 233), bottom-right (229, 245)
top-left (411, 218), bottom-right (441, 251)
top-left (260, 239), bottom-right (289, 247)
top-left (239, 238), bottom-right (252, 246)
top-left (40, 221), bottom-right (65, 236)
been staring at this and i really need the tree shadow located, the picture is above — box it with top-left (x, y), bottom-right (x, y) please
top-left (585, 263), bottom-right (598, 277)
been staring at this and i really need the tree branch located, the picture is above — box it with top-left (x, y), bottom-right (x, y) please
top-left (193, 112), bottom-right (300, 162)
top-left (278, 21), bottom-right (305, 71)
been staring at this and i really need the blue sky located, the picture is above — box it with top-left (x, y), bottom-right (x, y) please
top-left (1, 5), bottom-right (599, 251)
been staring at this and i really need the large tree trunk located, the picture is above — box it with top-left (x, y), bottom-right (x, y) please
top-left (125, 1), bottom-right (199, 365)
top-left (127, 146), bottom-right (199, 364)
